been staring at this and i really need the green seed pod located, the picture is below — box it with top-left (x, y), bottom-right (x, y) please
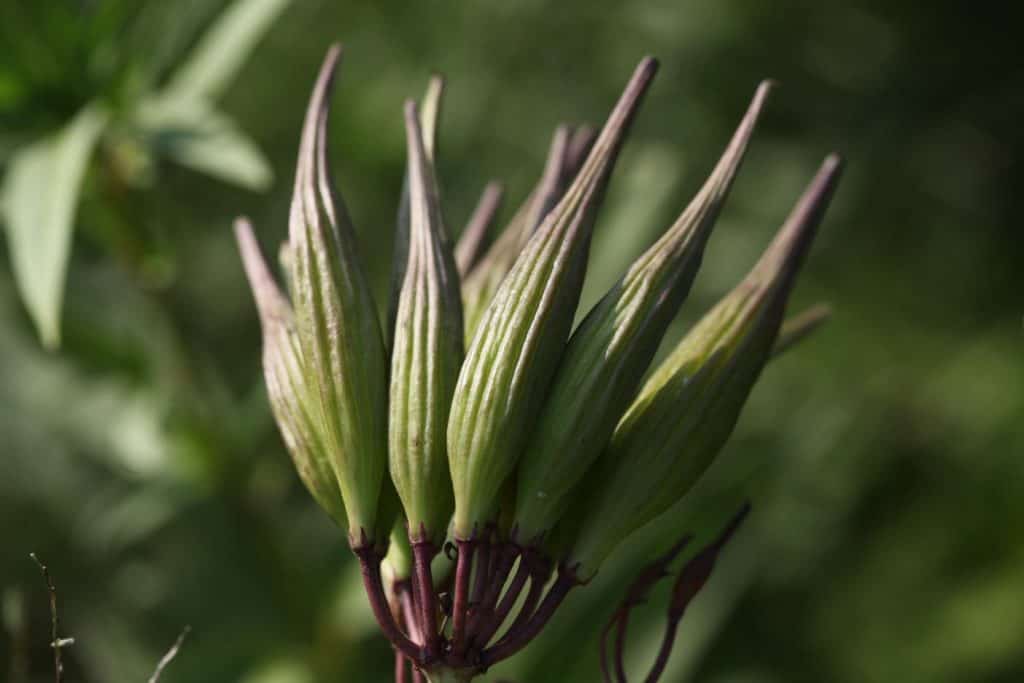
top-left (567, 155), bottom-right (843, 576)
top-left (235, 218), bottom-right (347, 527)
top-left (454, 181), bottom-right (505, 278)
top-left (388, 100), bottom-right (464, 544)
top-left (385, 520), bottom-right (414, 581)
top-left (460, 126), bottom-right (571, 342)
top-left (288, 46), bottom-right (389, 547)
top-left (447, 57), bottom-right (659, 540)
top-left (389, 75), bottom-right (445, 347)
top-left (513, 82), bottom-right (773, 543)
top-left (771, 302), bottom-right (831, 357)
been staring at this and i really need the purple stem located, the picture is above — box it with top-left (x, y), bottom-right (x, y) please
top-left (481, 568), bottom-right (579, 666)
top-left (468, 543), bottom-right (519, 643)
top-left (642, 617), bottom-right (680, 683)
top-left (449, 539), bottom-right (477, 657)
top-left (473, 550), bottom-right (529, 648)
top-left (412, 541), bottom-right (441, 660)
top-left (354, 547), bottom-right (424, 664)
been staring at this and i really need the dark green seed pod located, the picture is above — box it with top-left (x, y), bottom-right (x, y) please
top-left (513, 82), bottom-right (773, 543)
top-left (567, 155), bottom-right (843, 576)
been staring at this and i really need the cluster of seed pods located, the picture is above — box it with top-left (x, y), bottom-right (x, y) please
top-left (235, 44), bottom-right (842, 682)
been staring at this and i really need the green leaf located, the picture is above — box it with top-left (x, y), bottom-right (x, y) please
top-left (136, 95), bottom-right (272, 190)
top-left (165, 0), bottom-right (293, 102)
top-left (1, 103), bottom-right (108, 349)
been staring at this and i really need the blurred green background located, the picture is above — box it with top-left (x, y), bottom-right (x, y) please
top-left (1, 1), bottom-right (1021, 682)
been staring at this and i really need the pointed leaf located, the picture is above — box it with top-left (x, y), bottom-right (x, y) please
top-left (1, 103), bottom-right (108, 348)
top-left (136, 96), bottom-right (272, 190)
top-left (166, 0), bottom-right (292, 101)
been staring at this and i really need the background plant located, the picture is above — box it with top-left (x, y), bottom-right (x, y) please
top-left (0, 0), bottom-right (289, 348)
top-left (1, 1), bottom-right (1021, 682)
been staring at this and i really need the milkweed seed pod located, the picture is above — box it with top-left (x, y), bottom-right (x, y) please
top-left (389, 76), bottom-right (445, 347)
top-left (286, 46), bottom-right (390, 548)
top-left (567, 155), bottom-right (843, 577)
top-left (388, 100), bottom-right (464, 545)
top-left (513, 81), bottom-right (773, 544)
top-left (235, 218), bottom-right (347, 528)
top-left (236, 45), bottom-right (844, 676)
top-left (447, 57), bottom-right (659, 540)
top-left (459, 125), bottom-right (575, 342)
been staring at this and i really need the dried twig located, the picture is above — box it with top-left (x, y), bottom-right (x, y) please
top-left (148, 626), bottom-right (191, 683)
top-left (29, 553), bottom-right (71, 683)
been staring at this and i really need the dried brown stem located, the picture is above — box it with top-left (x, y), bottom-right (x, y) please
top-left (29, 554), bottom-right (66, 683)
top-left (148, 626), bottom-right (190, 683)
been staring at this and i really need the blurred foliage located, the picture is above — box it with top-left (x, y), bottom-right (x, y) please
top-left (0, 0), bottom-right (287, 347)
top-left (0, 1), bottom-right (1021, 682)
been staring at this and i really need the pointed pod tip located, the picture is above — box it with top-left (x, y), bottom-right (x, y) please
top-left (233, 215), bottom-right (253, 237)
top-left (625, 56), bottom-right (659, 100)
top-left (234, 216), bottom-right (260, 268)
top-left (234, 216), bottom-right (289, 322)
top-left (752, 79), bottom-right (776, 108)
top-left (772, 303), bottom-right (832, 357)
top-left (755, 153), bottom-right (844, 283)
top-left (824, 152), bottom-right (844, 173)
top-left (404, 99), bottom-right (420, 124)
top-left (318, 44), bottom-right (344, 88)
top-left (637, 55), bottom-right (660, 77)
